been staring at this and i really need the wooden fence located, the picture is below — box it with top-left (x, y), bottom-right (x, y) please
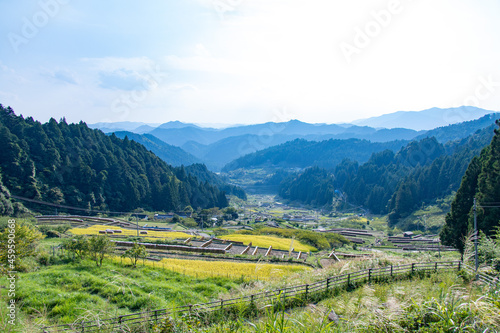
top-left (41, 260), bottom-right (489, 332)
top-left (463, 265), bottom-right (500, 286)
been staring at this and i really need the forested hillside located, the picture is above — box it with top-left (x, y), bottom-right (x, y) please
top-left (387, 125), bottom-right (496, 223)
top-left (414, 113), bottom-right (500, 143)
top-left (0, 104), bottom-right (228, 214)
top-left (223, 138), bottom-right (408, 171)
top-left (279, 167), bottom-right (335, 206)
top-left (183, 164), bottom-right (247, 200)
top-left (440, 120), bottom-right (500, 252)
top-left (113, 131), bottom-right (202, 167)
top-left (277, 127), bottom-right (496, 221)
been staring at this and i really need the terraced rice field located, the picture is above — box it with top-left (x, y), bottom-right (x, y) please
top-left (69, 224), bottom-right (193, 239)
top-left (220, 234), bottom-right (317, 252)
top-left (115, 256), bottom-right (312, 280)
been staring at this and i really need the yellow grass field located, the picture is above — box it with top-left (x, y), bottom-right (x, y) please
top-left (69, 224), bottom-right (192, 239)
top-left (113, 256), bottom-right (312, 280)
top-left (220, 234), bottom-right (317, 252)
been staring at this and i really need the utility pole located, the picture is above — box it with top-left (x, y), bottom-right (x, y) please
top-left (473, 197), bottom-right (478, 272)
top-left (136, 214), bottom-right (139, 237)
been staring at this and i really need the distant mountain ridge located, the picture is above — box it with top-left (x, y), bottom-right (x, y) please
top-left (146, 119), bottom-right (423, 147)
top-left (113, 131), bottom-right (203, 167)
top-left (89, 107), bottom-right (499, 171)
top-left (110, 120), bottom-right (425, 171)
top-left (222, 115), bottom-right (500, 173)
top-left (414, 113), bottom-right (500, 143)
top-left (352, 106), bottom-right (496, 130)
top-left (88, 121), bottom-right (160, 133)
top-left (222, 138), bottom-right (409, 171)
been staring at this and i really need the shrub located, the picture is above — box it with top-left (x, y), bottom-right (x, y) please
top-left (122, 242), bottom-right (147, 268)
top-left (0, 220), bottom-right (44, 274)
top-left (63, 235), bottom-right (89, 260)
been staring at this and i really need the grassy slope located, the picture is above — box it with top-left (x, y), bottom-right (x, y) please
top-left (0, 236), bottom-right (479, 333)
top-left (194, 271), bottom-right (500, 332)
top-left (0, 259), bottom-right (239, 329)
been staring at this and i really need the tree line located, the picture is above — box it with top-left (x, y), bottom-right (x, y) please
top-left (0, 104), bottom-right (228, 215)
top-left (222, 138), bottom-right (408, 171)
top-left (441, 120), bottom-right (500, 253)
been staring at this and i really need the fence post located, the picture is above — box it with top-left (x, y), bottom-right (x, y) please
top-left (411, 263), bottom-right (415, 275)
top-left (458, 261), bottom-right (461, 271)
top-left (347, 274), bottom-right (350, 286)
top-left (326, 277), bottom-right (330, 291)
top-left (221, 299), bottom-right (224, 310)
top-left (155, 310), bottom-right (158, 323)
top-left (368, 269), bottom-right (372, 283)
top-left (435, 262), bottom-right (437, 272)
top-left (305, 285), bottom-right (309, 300)
top-left (390, 265), bottom-right (393, 277)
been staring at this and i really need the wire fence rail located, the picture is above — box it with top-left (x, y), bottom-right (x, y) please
top-left (41, 260), bottom-right (496, 332)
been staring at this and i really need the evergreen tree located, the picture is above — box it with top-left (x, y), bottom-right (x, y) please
top-left (0, 105), bottom-right (228, 215)
top-left (441, 120), bottom-right (500, 253)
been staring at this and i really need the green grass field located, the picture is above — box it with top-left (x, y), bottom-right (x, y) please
top-left (0, 259), bottom-right (240, 330)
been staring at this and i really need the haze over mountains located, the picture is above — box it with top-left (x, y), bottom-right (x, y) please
top-left (352, 106), bottom-right (495, 130)
top-left (89, 107), bottom-right (500, 171)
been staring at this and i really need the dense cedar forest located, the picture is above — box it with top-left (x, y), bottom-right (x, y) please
top-left (0, 104), bottom-right (228, 214)
top-left (441, 120), bottom-right (500, 253)
top-left (277, 125), bottom-right (496, 221)
top-left (278, 167), bottom-right (335, 207)
top-left (111, 133), bottom-right (247, 199)
top-left (184, 164), bottom-right (247, 200)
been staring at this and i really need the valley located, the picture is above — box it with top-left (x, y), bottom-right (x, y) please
top-left (0, 105), bottom-right (499, 332)
top-left (2, 2), bottom-right (500, 331)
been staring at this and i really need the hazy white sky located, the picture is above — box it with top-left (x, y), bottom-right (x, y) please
top-left (0, 0), bottom-right (499, 126)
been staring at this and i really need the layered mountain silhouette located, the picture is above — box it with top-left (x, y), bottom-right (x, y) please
top-left (352, 106), bottom-right (494, 131)
top-left (89, 107), bottom-right (499, 171)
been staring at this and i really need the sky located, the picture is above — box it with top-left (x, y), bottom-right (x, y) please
top-left (0, 0), bottom-right (499, 126)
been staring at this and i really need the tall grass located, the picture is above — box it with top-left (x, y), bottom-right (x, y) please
top-left (192, 271), bottom-right (499, 333)
top-left (0, 259), bottom-right (240, 330)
